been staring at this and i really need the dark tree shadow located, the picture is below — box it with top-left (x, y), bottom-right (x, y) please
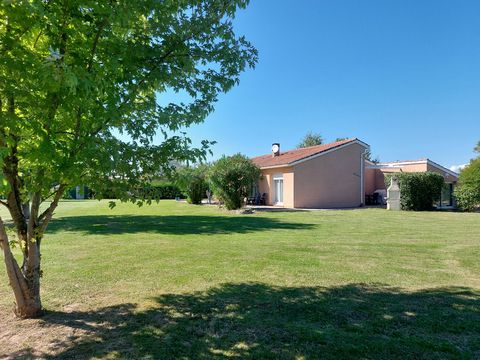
top-left (47, 215), bottom-right (314, 235)
top-left (248, 207), bottom-right (309, 213)
top-left (23, 283), bottom-right (480, 359)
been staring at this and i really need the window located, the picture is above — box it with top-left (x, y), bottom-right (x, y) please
top-left (440, 183), bottom-right (454, 207)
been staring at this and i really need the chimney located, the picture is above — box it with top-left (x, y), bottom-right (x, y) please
top-left (272, 143), bottom-right (280, 157)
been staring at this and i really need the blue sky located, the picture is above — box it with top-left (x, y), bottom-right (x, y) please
top-left (157, 0), bottom-right (480, 170)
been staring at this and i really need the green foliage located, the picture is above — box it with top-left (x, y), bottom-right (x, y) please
top-left (0, 0), bottom-right (257, 203)
top-left (454, 157), bottom-right (480, 211)
top-left (474, 141), bottom-right (480, 154)
top-left (146, 184), bottom-right (184, 200)
top-left (209, 154), bottom-right (260, 210)
top-left (384, 172), bottom-right (444, 211)
top-left (175, 166), bottom-right (209, 204)
top-left (0, 1), bottom-right (256, 314)
top-left (100, 183), bottom-right (184, 201)
top-left (296, 132), bottom-right (323, 148)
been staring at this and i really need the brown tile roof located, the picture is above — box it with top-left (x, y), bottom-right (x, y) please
top-left (251, 138), bottom-right (361, 169)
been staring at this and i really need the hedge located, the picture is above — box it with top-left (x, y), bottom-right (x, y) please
top-left (97, 183), bottom-right (184, 200)
top-left (141, 184), bottom-right (185, 200)
top-left (384, 172), bottom-right (444, 211)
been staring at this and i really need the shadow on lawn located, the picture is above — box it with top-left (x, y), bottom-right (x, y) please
top-left (22, 283), bottom-right (480, 359)
top-left (47, 215), bottom-right (314, 235)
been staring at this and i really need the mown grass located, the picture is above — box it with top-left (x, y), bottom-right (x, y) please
top-left (0, 200), bottom-right (479, 359)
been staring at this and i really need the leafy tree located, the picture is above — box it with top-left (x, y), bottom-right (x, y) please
top-left (474, 141), bottom-right (480, 154)
top-left (175, 165), bottom-right (209, 205)
top-left (209, 154), bottom-right (260, 210)
top-left (335, 137), bottom-right (348, 142)
top-left (454, 157), bottom-right (480, 211)
top-left (0, 0), bottom-right (256, 318)
top-left (296, 132), bottom-right (323, 148)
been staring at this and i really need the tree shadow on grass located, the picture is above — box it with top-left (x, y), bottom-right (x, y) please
top-left (47, 215), bottom-right (314, 236)
top-left (19, 283), bottom-right (480, 359)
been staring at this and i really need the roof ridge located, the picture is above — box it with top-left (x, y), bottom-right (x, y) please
top-left (251, 138), bottom-right (356, 160)
top-left (251, 138), bottom-right (366, 169)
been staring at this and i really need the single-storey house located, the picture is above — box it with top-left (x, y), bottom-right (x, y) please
top-left (251, 138), bottom-right (370, 208)
top-left (251, 138), bottom-right (459, 209)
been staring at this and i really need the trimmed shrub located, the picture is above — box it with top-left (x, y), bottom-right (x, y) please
top-left (384, 172), bottom-right (444, 211)
top-left (454, 157), bottom-right (480, 211)
top-left (175, 166), bottom-right (209, 205)
top-left (209, 154), bottom-right (260, 210)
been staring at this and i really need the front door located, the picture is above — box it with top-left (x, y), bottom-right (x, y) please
top-left (273, 176), bottom-right (284, 205)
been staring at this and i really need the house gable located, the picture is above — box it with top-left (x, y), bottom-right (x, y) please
top-left (251, 139), bottom-right (369, 169)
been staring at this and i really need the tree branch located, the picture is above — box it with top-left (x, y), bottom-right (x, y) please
top-left (33, 29), bottom-right (43, 48)
top-left (87, 19), bottom-right (107, 72)
top-left (28, 192), bottom-right (41, 242)
top-left (85, 33), bottom-right (196, 142)
top-left (38, 184), bottom-right (66, 234)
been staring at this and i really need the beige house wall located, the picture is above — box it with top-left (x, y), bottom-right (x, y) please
top-left (365, 167), bottom-right (377, 194)
top-left (292, 143), bottom-right (365, 208)
top-left (394, 163), bottom-right (429, 173)
top-left (258, 166), bottom-right (294, 208)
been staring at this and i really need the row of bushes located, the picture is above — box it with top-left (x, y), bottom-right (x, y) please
top-left (64, 152), bottom-right (261, 211)
top-left (174, 154), bottom-right (260, 209)
top-left (141, 184), bottom-right (185, 200)
top-left (91, 183), bottom-right (185, 200)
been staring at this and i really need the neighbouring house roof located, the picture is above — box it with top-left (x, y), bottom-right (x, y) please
top-left (251, 138), bottom-right (368, 169)
top-left (376, 158), bottom-right (428, 166)
top-left (369, 158), bottom-right (459, 178)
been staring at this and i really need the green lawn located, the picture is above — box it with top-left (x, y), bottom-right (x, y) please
top-left (1, 200), bottom-right (479, 359)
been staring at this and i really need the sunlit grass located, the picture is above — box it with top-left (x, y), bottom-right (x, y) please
top-left (0, 200), bottom-right (479, 358)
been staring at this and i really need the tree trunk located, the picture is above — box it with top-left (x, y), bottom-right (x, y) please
top-left (0, 218), bottom-right (43, 318)
top-left (0, 185), bottom-right (65, 318)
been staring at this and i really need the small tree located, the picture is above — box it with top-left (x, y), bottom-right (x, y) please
top-left (455, 157), bottom-right (480, 211)
top-left (296, 132), bottom-right (323, 148)
top-left (0, 0), bottom-right (256, 318)
top-left (175, 165), bottom-right (209, 205)
top-left (209, 154), bottom-right (260, 210)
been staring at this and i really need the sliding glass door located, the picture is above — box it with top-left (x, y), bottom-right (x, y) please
top-left (273, 174), bottom-right (284, 205)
